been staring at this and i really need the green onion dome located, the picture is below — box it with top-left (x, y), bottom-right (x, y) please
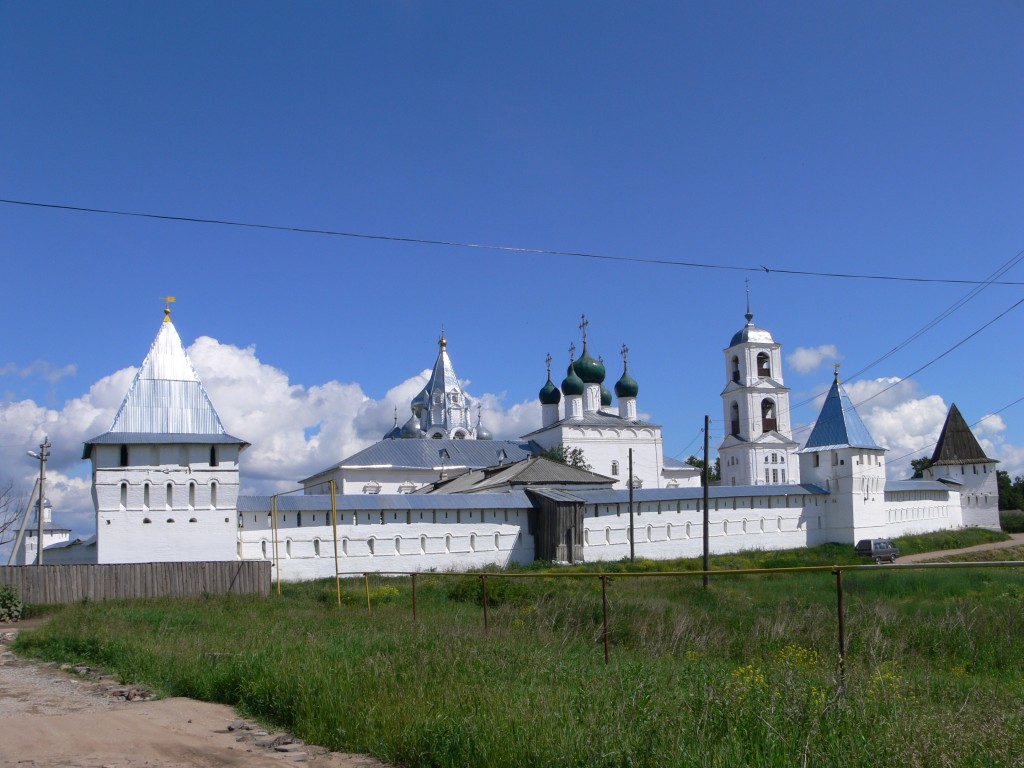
top-left (561, 363), bottom-right (585, 396)
top-left (573, 343), bottom-right (606, 384)
top-left (615, 368), bottom-right (639, 398)
top-left (600, 383), bottom-right (613, 407)
top-left (539, 377), bottom-right (562, 405)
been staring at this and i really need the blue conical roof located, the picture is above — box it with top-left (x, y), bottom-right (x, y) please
top-left (800, 375), bottom-right (882, 451)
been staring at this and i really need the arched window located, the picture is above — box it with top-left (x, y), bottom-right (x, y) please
top-left (445, 534), bottom-right (452, 552)
top-left (313, 539), bottom-right (321, 557)
top-left (395, 536), bottom-right (402, 554)
top-left (611, 461), bottom-right (619, 476)
top-left (420, 535), bottom-right (427, 554)
top-left (757, 352), bottom-right (771, 377)
top-left (494, 532), bottom-right (500, 549)
top-left (469, 533), bottom-right (477, 551)
top-left (731, 355), bottom-right (740, 383)
top-left (119, 482), bottom-right (128, 510)
top-left (368, 537), bottom-right (375, 555)
top-left (188, 482), bottom-right (196, 510)
top-left (143, 483), bottom-right (150, 511)
top-left (119, 444), bottom-right (129, 467)
top-left (209, 447), bottom-right (218, 467)
top-left (210, 482), bottom-right (218, 509)
top-left (165, 483), bottom-right (173, 510)
top-left (261, 540), bottom-right (267, 559)
top-left (761, 399), bottom-right (777, 432)
top-left (730, 402), bottom-right (740, 436)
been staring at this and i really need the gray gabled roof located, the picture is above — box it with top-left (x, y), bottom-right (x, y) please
top-left (300, 439), bottom-right (535, 484)
top-left (421, 456), bottom-right (615, 494)
top-left (798, 376), bottom-right (881, 452)
top-left (930, 403), bottom-right (995, 466)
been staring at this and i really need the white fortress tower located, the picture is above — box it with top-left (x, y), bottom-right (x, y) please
top-left (718, 297), bottom-right (800, 486)
top-left (921, 403), bottom-right (1001, 530)
top-left (797, 370), bottom-right (888, 542)
top-left (82, 301), bottom-right (248, 563)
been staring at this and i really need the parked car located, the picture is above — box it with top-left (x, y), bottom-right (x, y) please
top-left (855, 538), bottom-right (900, 563)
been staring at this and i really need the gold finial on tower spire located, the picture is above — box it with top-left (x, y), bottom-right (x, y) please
top-left (833, 363), bottom-right (841, 383)
top-left (161, 296), bottom-right (176, 322)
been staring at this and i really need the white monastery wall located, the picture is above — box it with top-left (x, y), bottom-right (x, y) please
top-left (93, 442), bottom-right (241, 563)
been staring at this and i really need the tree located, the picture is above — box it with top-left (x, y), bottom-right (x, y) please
top-left (997, 470), bottom-right (1024, 511)
top-left (0, 479), bottom-right (29, 555)
top-left (686, 456), bottom-right (721, 482)
top-left (910, 457), bottom-right (934, 479)
top-left (538, 446), bottom-right (592, 471)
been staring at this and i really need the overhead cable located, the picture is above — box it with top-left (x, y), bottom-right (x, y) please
top-left (2, 197), bottom-right (1023, 286)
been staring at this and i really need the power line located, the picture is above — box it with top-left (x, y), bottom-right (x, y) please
top-left (3, 197), bottom-right (1024, 286)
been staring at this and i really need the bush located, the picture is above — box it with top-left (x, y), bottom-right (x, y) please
top-left (1000, 509), bottom-right (1024, 533)
top-left (0, 584), bottom-right (24, 622)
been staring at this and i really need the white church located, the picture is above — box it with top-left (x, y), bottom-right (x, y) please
top-left (23, 302), bottom-right (1001, 578)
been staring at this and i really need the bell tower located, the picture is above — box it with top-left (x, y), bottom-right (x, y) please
top-left (718, 290), bottom-right (800, 486)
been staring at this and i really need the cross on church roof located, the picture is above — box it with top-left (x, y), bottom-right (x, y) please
top-left (579, 314), bottom-right (588, 344)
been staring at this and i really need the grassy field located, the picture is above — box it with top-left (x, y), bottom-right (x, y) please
top-left (13, 529), bottom-right (1024, 768)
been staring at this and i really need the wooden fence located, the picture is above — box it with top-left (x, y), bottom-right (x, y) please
top-left (0, 561), bottom-right (271, 604)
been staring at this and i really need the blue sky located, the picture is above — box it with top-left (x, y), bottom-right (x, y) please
top-left (2, 3), bottom-right (1022, 547)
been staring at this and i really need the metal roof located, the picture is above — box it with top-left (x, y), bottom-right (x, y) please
top-left (83, 320), bottom-right (245, 457)
top-left (239, 491), bottom-right (533, 513)
top-left (798, 376), bottom-right (881, 452)
top-left (422, 456), bottom-right (614, 493)
top-left (930, 403), bottom-right (995, 466)
top-left (520, 411), bottom-right (659, 439)
top-left (300, 439), bottom-right (534, 483)
top-left (526, 488), bottom-right (586, 504)
top-left (566, 483), bottom-right (829, 505)
top-left (238, 482), bottom-right (829, 513)
top-left (84, 432), bottom-right (246, 446)
top-left (884, 480), bottom-right (953, 492)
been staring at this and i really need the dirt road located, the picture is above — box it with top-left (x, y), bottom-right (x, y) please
top-left (0, 624), bottom-right (392, 768)
top-left (897, 532), bottom-right (1024, 563)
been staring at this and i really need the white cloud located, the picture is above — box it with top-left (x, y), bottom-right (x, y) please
top-left (795, 376), bottom-right (1024, 481)
top-left (786, 344), bottom-right (841, 374)
top-left (0, 360), bottom-right (77, 384)
top-left (0, 337), bottom-right (545, 554)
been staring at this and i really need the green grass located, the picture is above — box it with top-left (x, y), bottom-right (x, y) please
top-left (13, 531), bottom-right (1024, 768)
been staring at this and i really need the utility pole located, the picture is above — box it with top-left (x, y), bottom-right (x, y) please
top-left (27, 436), bottom-right (51, 566)
top-left (628, 448), bottom-right (635, 563)
top-left (702, 416), bottom-right (710, 588)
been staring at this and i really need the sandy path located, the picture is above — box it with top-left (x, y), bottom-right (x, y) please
top-left (0, 625), bottom-right (393, 768)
